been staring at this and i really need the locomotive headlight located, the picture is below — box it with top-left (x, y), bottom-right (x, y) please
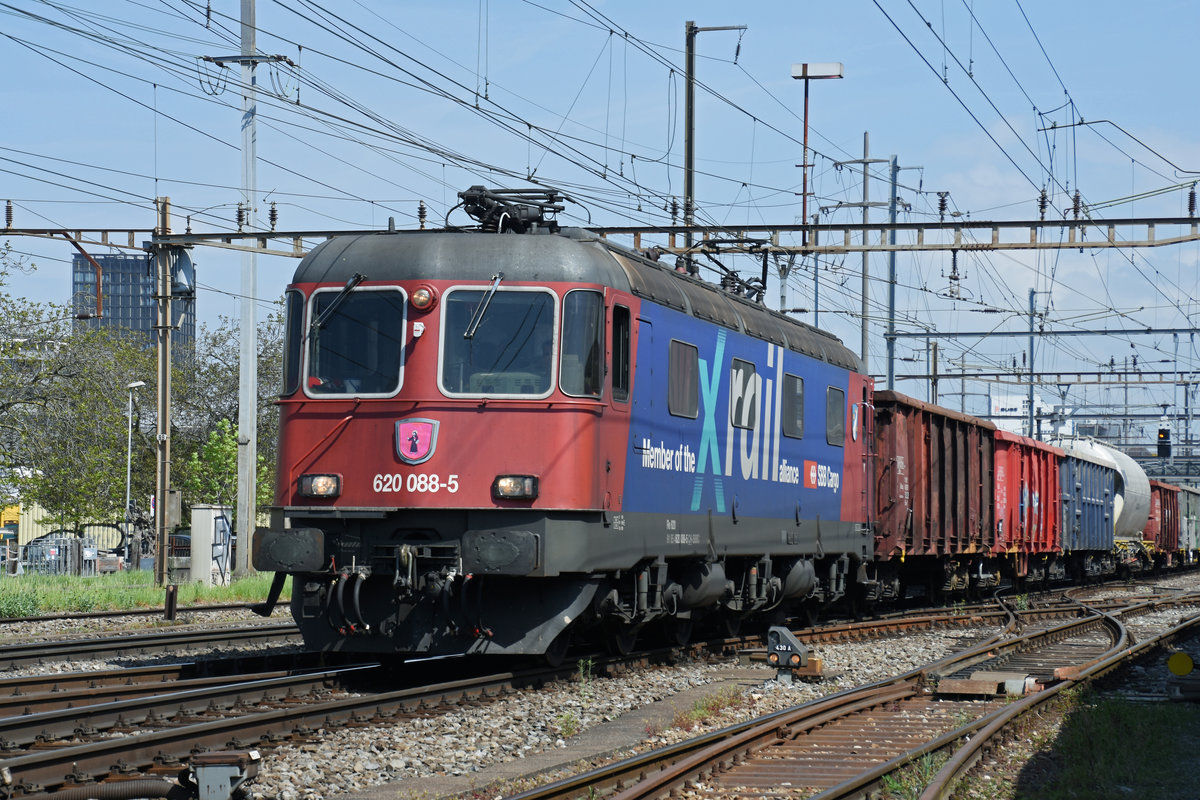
top-left (410, 286), bottom-right (436, 311)
top-left (492, 475), bottom-right (538, 500)
top-left (299, 474), bottom-right (341, 498)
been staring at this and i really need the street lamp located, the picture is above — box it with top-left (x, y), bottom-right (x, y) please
top-left (790, 62), bottom-right (844, 325)
top-left (125, 380), bottom-right (146, 566)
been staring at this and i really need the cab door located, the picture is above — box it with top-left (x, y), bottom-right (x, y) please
top-left (602, 296), bottom-right (634, 512)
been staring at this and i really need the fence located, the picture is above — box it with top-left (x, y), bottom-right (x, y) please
top-left (18, 535), bottom-right (100, 576)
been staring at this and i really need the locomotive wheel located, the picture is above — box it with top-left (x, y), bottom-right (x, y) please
top-left (543, 627), bottom-right (572, 668)
top-left (717, 611), bottom-right (742, 637)
top-left (663, 616), bottom-right (693, 646)
top-left (798, 602), bottom-right (819, 628)
top-left (605, 624), bottom-right (637, 656)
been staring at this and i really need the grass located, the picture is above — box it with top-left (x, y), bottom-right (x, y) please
top-left (952, 687), bottom-right (1200, 800)
top-left (554, 709), bottom-right (581, 737)
top-left (880, 752), bottom-right (949, 800)
top-left (576, 657), bottom-right (594, 707)
top-left (1003, 691), bottom-right (1200, 799)
top-left (0, 571), bottom-right (290, 616)
top-left (669, 685), bottom-right (748, 733)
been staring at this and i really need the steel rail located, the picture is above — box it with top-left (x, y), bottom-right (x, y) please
top-left (0, 603), bottom-right (267, 625)
top-left (0, 665), bottom-right (379, 747)
top-left (0, 623), bottom-right (300, 670)
top-left (0, 650), bottom-right (349, 703)
top-left (508, 600), bottom-right (1151, 800)
top-left (0, 662), bottom-right (584, 794)
top-left (0, 668), bottom-right (298, 717)
top-left (917, 607), bottom-right (1200, 800)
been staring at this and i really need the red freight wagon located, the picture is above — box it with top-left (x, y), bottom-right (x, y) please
top-left (1145, 480), bottom-right (1181, 560)
top-left (872, 391), bottom-right (996, 560)
top-left (993, 430), bottom-right (1063, 577)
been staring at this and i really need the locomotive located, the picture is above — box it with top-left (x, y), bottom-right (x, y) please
top-left (253, 186), bottom-right (1196, 660)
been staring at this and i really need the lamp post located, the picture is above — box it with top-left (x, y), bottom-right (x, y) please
top-left (125, 380), bottom-right (145, 566)
top-left (790, 62), bottom-right (844, 324)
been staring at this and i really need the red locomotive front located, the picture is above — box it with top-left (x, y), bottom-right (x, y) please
top-left (275, 276), bottom-right (629, 516)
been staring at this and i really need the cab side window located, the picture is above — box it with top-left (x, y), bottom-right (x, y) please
top-left (781, 373), bottom-right (804, 438)
top-left (826, 386), bottom-right (845, 446)
top-left (561, 290), bottom-right (603, 398)
top-left (730, 359), bottom-right (757, 430)
top-left (612, 305), bottom-right (631, 402)
top-left (281, 289), bottom-right (303, 396)
top-left (668, 340), bottom-right (699, 418)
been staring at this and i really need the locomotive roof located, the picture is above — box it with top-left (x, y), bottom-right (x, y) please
top-left (294, 228), bottom-right (862, 372)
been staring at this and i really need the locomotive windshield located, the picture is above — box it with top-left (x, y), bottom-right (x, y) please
top-left (305, 288), bottom-right (406, 395)
top-left (441, 288), bottom-right (555, 396)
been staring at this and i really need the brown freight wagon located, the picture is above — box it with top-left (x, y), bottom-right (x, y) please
top-left (1145, 480), bottom-right (1181, 564)
top-left (871, 391), bottom-right (996, 594)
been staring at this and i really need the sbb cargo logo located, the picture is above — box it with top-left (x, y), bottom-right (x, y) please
top-left (803, 460), bottom-right (841, 493)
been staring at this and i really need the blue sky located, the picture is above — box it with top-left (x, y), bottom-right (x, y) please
top-left (2, 1), bottom-right (1198, 428)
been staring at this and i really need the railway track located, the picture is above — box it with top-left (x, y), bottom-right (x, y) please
top-left (0, 602), bottom-right (265, 626)
top-left (0, 600), bottom-right (1004, 799)
top-left (503, 591), bottom-right (1200, 800)
top-left (0, 658), bottom-right (599, 798)
top-left (0, 585), bottom-right (1190, 799)
top-left (0, 622), bottom-right (301, 671)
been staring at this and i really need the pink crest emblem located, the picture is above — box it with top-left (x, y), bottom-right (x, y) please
top-left (396, 418), bottom-right (439, 465)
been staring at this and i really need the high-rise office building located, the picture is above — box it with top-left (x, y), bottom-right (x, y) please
top-left (71, 253), bottom-right (195, 354)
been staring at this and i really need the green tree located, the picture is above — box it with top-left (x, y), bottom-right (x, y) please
top-left (178, 418), bottom-right (273, 520)
top-left (0, 243), bottom-right (73, 479)
top-left (7, 326), bottom-right (148, 527)
top-left (173, 306), bottom-right (283, 510)
top-left (1, 244), bottom-right (151, 524)
top-left (0, 243), bottom-right (282, 530)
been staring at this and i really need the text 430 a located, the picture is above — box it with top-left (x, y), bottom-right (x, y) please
top-left (373, 473), bottom-right (460, 493)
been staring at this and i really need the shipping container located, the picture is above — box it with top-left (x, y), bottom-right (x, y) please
top-left (872, 391), bottom-right (995, 559)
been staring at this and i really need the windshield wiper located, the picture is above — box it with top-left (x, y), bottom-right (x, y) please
top-left (463, 272), bottom-right (504, 339)
top-left (311, 272), bottom-right (366, 336)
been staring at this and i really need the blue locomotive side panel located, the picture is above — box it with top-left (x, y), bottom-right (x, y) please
top-left (1059, 453), bottom-right (1116, 553)
top-left (623, 302), bottom-right (853, 524)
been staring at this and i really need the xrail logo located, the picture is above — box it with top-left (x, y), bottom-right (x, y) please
top-left (690, 330), bottom-right (727, 512)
